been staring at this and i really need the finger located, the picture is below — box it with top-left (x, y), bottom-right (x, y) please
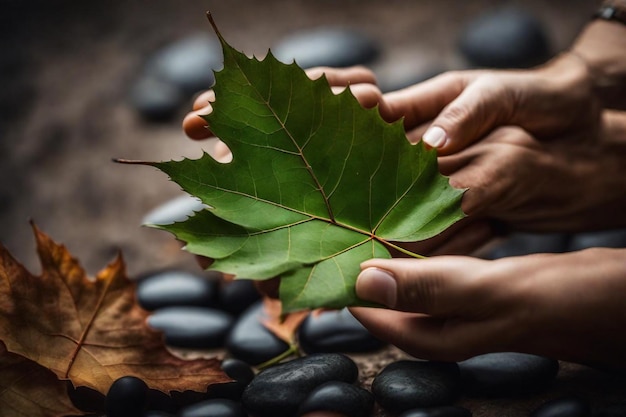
top-left (355, 257), bottom-right (486, 315)
top-left (305, 66), bottom-right (377, 86)
top-left (349, 307), bottom-right (507, 361)
top-left (211, 140), bottom-right (232, 163)
top-left (183, 106), bottom-right (213, 140)
top-left (193, 89), bottom-right (215, 110)
top-left (422, 75), bottom-right (516, 154)
top-left (381, 71), bottom-right (476, 130)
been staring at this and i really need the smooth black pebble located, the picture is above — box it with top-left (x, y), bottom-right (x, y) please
top-left (569, 228), bottom-right (626, 251)
top-left (179, 398), bottom-right (247, 417)
top-left (106, 376), bottom-right (148, 417)
top-left (137, 270), bottom-right (219, 311)
top-left (218, 279), bottom-right (261, 316)
top-left (298, 308), bottom-right (385, 354)
top-left (147, 306), bottom-right (233, 349)
top-left (372, 360), bottom-right (460, 414)
top-left (458, 352), bottom-right (559, 397)
top-left (483, 232), bottom-right (570, 259)
top-left (129, 76), bottom-right (185, 122)
top-left (458, 7), bottom-right (551, 69)
top-left (208, 358), bottom-right (256, 400)
top-left (242, 353), bottom-right (359, 417)
top-left (399, 406), bottom-right (473, 417)
top-left (372, 360), bottom-right (461, 414)
top-left (144, 34), bottom-right (221, 95)
top-left (225, 301), bottom-right (290, 365)
top-left (530, 396), bottom-right (591, 417)
top-left (297, 381), bottom-right (374, 417)
top-left (272, 27), bottom-right (380, 69)
top-left (594, 402), bottom-right (626, 417)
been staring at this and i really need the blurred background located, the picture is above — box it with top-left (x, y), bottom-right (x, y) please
top-left (0, 0), bottom-right (599, 278)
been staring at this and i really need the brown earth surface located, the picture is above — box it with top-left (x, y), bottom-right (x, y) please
top-left (3, 0), bottom-right (626, 416)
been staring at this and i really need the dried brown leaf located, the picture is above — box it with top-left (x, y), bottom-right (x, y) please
top-left (0, 342), bottom-right (83, 417)
top-left (261, 297), bottom-right (309, 345)
top-left (0, 223), bottom-right (230, 395)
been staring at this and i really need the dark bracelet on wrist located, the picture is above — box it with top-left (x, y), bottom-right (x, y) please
top-left (595, 1), bottom-right (626, 25)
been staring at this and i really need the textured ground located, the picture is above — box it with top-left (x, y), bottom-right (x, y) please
top-left (4, 1), bottom-right (626, 416)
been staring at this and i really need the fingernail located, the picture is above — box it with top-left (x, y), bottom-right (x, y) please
top-left (356, 267), bottom-right (397, 307)
top-left (422, 126), bottom-right (448, 148)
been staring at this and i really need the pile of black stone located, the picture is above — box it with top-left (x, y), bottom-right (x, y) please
top-left (129, 6), bottom-right (559, 124)
top-left (65, 264), bottom-right (626, 417)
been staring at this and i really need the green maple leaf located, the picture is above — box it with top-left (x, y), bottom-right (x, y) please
top-left (128, 14), bottom-right (465, 312)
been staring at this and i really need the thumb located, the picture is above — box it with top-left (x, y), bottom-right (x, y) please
top-left (422, 76), bottom-right (514, 155)
top-left (355, 257), bottom-right (479, 315)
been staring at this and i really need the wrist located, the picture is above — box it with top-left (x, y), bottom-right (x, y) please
top-left (571, 18), bottom-right (626, 109)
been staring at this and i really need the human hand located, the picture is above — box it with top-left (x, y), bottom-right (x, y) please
top-left (338, 53), bottom-right (601, 154)
top-left (349, 248), bottom-right (626, 368)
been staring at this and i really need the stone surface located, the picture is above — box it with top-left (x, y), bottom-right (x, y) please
top-left (225, 301), bottom-right (290, 365)
top-left (398, 406), bottom-right (473, 417)
top-left (458, 352), bottom-right (559, 397)
top-left (218, 278), bottom-right (261, 316)
top-left (372, 360), bottom-right (461, 414)
top-left (272, 27), bottom-right (380, 69)
top-left (179, 398), bottom-right (247, 417)
top-left (129, 75), bottom-right (185, 122)
top-left (484, 233), bottom-right (570, 259)
top-left (594, 402), bottom-right (626, 417)
top-left (458, 7), bottom-right (552, 68)
top-left (147, 306), bottom-right (234, 349)
top-left (142, 194), bottom-right (207, 226)
top-left (568, 229), bottom-right (626, 251)
top-left (529, 396), bottom-right (591, 417)
top-left (105, 376), bottom-right (148, 417)
top-left (144, 34), bottom-right (221, 95)
top-left (297, 381), bottom-right (374, 417)
top-left (298, 308), bottom-right (386, 354)
top-left (242, 353), bottom-right (359, 417)
top-left (137, 270), bottom-right (219, 311)
top-left (208, 358), bottom-right (256, 400)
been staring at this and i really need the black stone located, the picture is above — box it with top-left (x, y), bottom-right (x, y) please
top-left (179, 398), bottom-right (247, 417)
top-left (218, 279), bottom-right (261, 316)
top-left (66, 383), bottom-right (105, 412)
top-left (372, 361), bottom-right (461, 414)
top-left (142, 195), bottom-right (206, 227)
top-left (569, 228), bottom-right (626, 251)
top-left (272, 27), bottom-right (380, 69)
top-left (106, 376), bottom-right (148, 417)
top-left (147, 306), bottom-right (234, 349)
top-left (225, 301), bottom-right (290, 365)
top-left (144, 412), bottom-right (174, 417)
top-left (129, 75), bottom-right (184, 122)
top-left (297, 381), bottom-right (374, 417)
top-left (399, 406), bottom-right (473, 417)
top-left (144, 34), bottom-right (221, 95)
top-left (458, 8), bottom-right (552, 69)
top-left (298, 308), bottom-right (385, 354)
top-left (530, 396), bottom-right (591, 417)
top-left (458, 352), bottom-right (559, 397)
top-left (137, 270), bottom-right (219, 311)
top-left (208, 358), bottom-right (256, 400)
top-left (483, 233), bottom-right (570, 259)
top-left (242, 353), bottom-right (359, 417)
top-left (146, 389), bottom-right (178, 414)
top-left (594, 402), bottom-right (626, 417)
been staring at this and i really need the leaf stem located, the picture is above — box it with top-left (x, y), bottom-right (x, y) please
top-left (382, 241), bottom-right (426, 259)
top-left (256, 343), bottom-right (300, 370)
